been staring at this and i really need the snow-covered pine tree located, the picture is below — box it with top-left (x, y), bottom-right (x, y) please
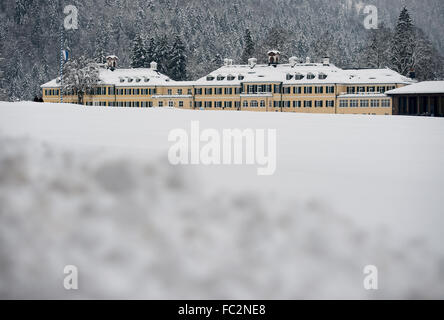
top-left (0, 51), bottom-right (7, 101)
top-left (155, 35), bottom-right (171, 74)
top-left (391, 7), bottom-right (415, 76)
top-left (168, 35), bottom-right (187, 81)
top-left (63, 56), bottom-right (100, 105)
top-left (241, 29), bottom-right (255, 63)
top-left (364, 24), bottom-right (392, 69)
top-left (144, 37), bottom-right (157, 68)
top-left (130, 33), bottom-right (146, 68)
top-left (94, 23), bottom-right (111, 64)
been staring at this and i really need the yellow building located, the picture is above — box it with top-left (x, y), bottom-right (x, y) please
top-left (42, 54), bottom-right (414, 115)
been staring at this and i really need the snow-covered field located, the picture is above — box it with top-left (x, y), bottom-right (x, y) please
top-left (0, 101), bottom-right (443, 299)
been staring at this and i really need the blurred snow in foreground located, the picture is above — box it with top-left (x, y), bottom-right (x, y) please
top-left (0, 133), bottom-right (443, 299)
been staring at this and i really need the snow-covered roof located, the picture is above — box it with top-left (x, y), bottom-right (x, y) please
top-left (338, 93), bottom-right (388, 98)
top-left (41, 68), bottom-right (172, 88)
top-left (193, 63), bottom-right (414, 86)
top-left (385, 81), bottom-right (444, 95)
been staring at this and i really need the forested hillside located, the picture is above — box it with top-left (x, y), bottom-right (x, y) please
top-left (0, 0), bottom-right (443, 100)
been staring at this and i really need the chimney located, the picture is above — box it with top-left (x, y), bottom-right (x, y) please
top-left (322, 56), bottom-right (330, 65)
top-left (224, 58), bottom-right (233, 66)
top-left (106, 55), bottom-right (118, 70)
top-left (289, 56), bottom-right (298, 67)
top-left (409, 69), bottom-right (416, 79)
top-left (267, 50), bottom-right (281, 65)
top-left (150, 61), bottom-right (158, 71)
top-left (248, 57), bottom-right (257, 68)
top-left (306, 56), bottom-right (311, 64)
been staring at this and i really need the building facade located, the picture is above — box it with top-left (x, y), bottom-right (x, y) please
top-left (42, 54), bottom-right (415, 116)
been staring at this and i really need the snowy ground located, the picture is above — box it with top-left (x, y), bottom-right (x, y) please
top-left (0, 101), bottom-right (443, 299)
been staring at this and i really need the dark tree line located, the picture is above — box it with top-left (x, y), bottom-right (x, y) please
top-left (130, 33), bottom-right (187, 81)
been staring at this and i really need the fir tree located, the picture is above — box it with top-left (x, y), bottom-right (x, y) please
top-left (391, 7), bottom-right (415, 76)
top-left (130, 33), bottom-right (147, 68)
top-left (144, 37), bottom-right (157, 67)
top-left (241, 29), bottom-right (255, 63)
top-left (364, 24), bottom-right (392, 69)
top-left (155, 35), bottom-right (171, 74)
top-left (168, 35), bottom-right (187, 80)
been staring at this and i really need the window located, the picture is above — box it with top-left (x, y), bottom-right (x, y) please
top-left (358, 86), bottom-right (365, 93)
top-left (367, 86), bottom-right (375, 93)
top-left (195, 101), bottom-right (202, 108)
top-left (168, 89), bottom-right (172, 95)
top-left (339, 100), bottom-right (348, 108)
top-left (235, 101), bottom-right (240, 108)
top-left (205, 88), bottom-right (213, 95)
top-left (205, 101), bottom-right (212, 108)
top-left (377, 86), bottom-right (386, 93)
top-left (293, 86), bottom-right (302, 94)
top-left (370, 99), bottom-right (380, 107)
top-left (242, 101), bottom-right (248, 108)
top-left (235, 87), bottom-right (242, 94)
top-left (187, 89), bottom-right (192, 95)
top-left (293, 100), bottom-right (301, 108)
top-left (315, 100), bottom-right (323, 107)
top-left (315, 86), bottom-right (324, 94)
top-left (318, 73), bottom-right (327, 80)
top-left (273, 84), bottom-right (281, 93)
top-left (178, 89), bottom-right (183, 95)
top-left (295, 73), bottom-right (304, 80)
top-left (225, 87), bottom-right (233, 95)
top-left (304, 86), bottom-right (312, 94)
top-left (324, 86), bottom-right (334, 94)
top-left (217, 75), bottom-right (225, 81)
top-left (179, 101), bottom-right (184, 108)
top-left (168, 101), bottom-right (174, 107)
top-left (286, 74), bottom-right (293, 80)
top-left (360, 100), bottom-right (369, 107)
top-left (251, 100), bottom-right (258, 107)
top-left (274, 101), bottom-right (281, 108)
top-left (326, 100), bottom-right (334, 107)
top-left (347, 87), bottom-right (356, 94)
top-left (283, 87), bottom-right (291, 94)
top-left (195, 88), bottom-right (202, 95)
top-left (260, 100), bottom-right (265, 108)
top-left (224, 101), bottom-right (232, 108)
top-left (381, 99), bottom-right (391, 107)
top-left (238, 75), bottom-right (244, 80)
top-left (227, 75), bottom-right (235, 81)
top-left (304, 101), bottom-right (312, 108)
top-left (307, 73), bottom-right (315, 80)
top-left (215, 87), bottom-right (223, 95)
top-left (350, 100), bottom-right (358, 107)
top-left (215, 101), bottom-right (222, 108)
top-left (206, 76), bottom-right (215, 81)
top-left (284, 101), bottom-right (291, 108)
top-left (158, 101), bottom-right (163, 107)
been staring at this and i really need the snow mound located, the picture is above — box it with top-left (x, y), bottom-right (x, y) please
top-left (0, 135), bottom-right (443, 299)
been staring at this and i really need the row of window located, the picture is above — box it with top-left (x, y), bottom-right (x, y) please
top-left (44, 89), bottom-right (60, 96)
top-left (346, 86), bottom-right (396, 94)
top-left (339, 99), bottom-right (391, 108)
top-left (193, 100), bottom-right (336, 108)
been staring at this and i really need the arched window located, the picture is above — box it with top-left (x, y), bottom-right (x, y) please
top-left (243, 101), bottom-right (248, 108)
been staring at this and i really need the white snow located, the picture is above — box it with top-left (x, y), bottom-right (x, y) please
top-left (0, 101), bottom-right (443, 299)
top-left (386, 81), bottom-right (444, 95)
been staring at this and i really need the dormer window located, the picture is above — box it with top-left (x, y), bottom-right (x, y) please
top-left (144, 78), bottom-right (149, 82)
top-left (120, 78), bottom-right (125, 83)
top-left (295, 73), bottom-right (304, 80)
top-left (127, 78), bottom-right (134, 83)
top-left (286, 74), bottom-right (293, 80)
top-left (238, 75), bottom-right (244, 80)
top-left (217, 75), bottom-right (225, 81)
top-left (227, 75), bottom-right (235, 81)
top-left (207, 75), bottom-right (215, 81)
top-left (307, 73), bottom-right (315, 80)
top-left (318, 73), bottom-right (327, 80)
top-left (136, 78), bottom-right (141, 83)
